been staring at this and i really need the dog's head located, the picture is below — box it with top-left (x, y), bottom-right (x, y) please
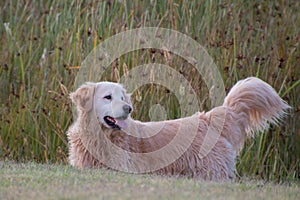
top-left (70, 82), bottom-right (132, 130)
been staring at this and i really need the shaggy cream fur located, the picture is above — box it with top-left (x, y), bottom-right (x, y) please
top-left (67, 77), bottom-right (290, 181)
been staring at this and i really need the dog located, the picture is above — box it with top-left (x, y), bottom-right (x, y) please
top-left (67, 77), bottom-right (290, 181)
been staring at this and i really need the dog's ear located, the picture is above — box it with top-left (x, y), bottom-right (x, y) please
top-left (70, 83), bottom-right (96, 111)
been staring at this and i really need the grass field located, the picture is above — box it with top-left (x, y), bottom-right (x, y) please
top-left (0, 0), bottom-right (299, 184)
top-left (0, 162), bottom-right (299, 200)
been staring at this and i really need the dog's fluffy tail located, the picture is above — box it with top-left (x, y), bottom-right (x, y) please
top-left (220, 77), bottom-right (290, 151)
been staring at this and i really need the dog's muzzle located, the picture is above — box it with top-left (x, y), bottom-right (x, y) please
top-left (103, 105), bottom-right (132, 130)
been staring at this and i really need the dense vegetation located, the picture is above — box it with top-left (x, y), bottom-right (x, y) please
top-left (0, 0), bottom-right (299, 182)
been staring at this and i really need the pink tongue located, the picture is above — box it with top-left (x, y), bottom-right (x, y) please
top-left (116, 119), bottom-right (128, 129)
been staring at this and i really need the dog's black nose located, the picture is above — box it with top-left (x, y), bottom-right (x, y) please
top-left (123, 105), bottom-right (132, 114)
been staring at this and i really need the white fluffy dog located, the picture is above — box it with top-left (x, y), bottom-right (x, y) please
top-left (67, 77), bottom-right (290, 181)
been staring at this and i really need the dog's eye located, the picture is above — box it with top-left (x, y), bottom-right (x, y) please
top-left (104, 95), bottom-right (112, 100)
top-left (121, 97), bottom-right (124, 101)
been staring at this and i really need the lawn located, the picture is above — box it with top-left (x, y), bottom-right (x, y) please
top-left (0, 162), bottom-right (299, 200)
top-left (0, 0), bottom-right (299, 187)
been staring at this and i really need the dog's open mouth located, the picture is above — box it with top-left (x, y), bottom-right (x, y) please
top-left (104, 116), bottom-right (128, 130)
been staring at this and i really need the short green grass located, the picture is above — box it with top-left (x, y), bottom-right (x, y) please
top-left (0, 0), bottom-right (299, 182)
top-left (0, 162), bottom-right (299, 200)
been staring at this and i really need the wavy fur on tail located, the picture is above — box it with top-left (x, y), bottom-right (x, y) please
top-left (221, 77), bottom-right (290, 152)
